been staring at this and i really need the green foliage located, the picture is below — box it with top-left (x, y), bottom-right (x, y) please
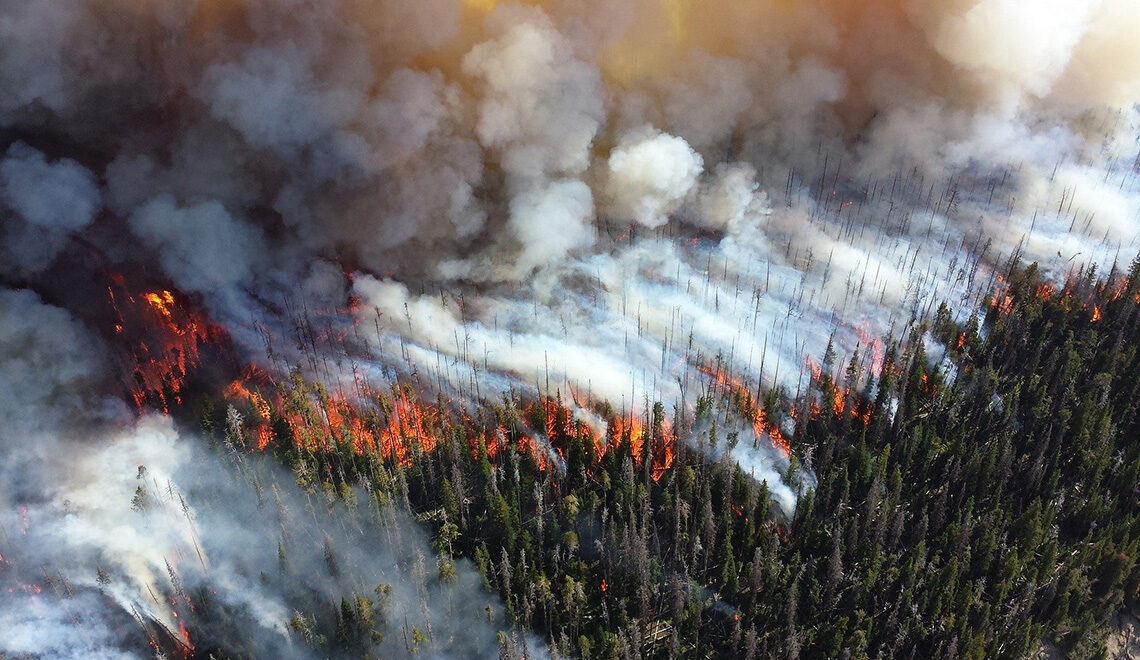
top-left (211, 260), bottom-right (1140, 658)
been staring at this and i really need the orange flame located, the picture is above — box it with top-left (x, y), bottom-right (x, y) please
top-left (107, 281), bottom-right (224, 414)
top-left (991, 294), bottom-right (1015, 316)
top-left (696, 363), bottom-right (791, 457)
top-left (178, 619), bottom-right (194, 653)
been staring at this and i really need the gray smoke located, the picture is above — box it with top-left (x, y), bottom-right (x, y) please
top-left (0, 290), bottom-right (530, 658)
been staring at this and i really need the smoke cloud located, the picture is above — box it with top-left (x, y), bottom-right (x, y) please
top-left (0, 143), bottom-right (100, 276)
top-left (0, 290), bottom-right (527, 658)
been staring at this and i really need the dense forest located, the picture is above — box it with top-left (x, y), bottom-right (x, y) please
top-left (201, 256), bottom-right (1140, 658)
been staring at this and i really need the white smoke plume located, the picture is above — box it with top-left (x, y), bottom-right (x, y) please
top-left (606, 127), bottom-right (703, 228)
top-left (0, 290), bottom-right (527, 658)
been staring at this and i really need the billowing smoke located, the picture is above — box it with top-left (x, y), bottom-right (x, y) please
top-left (0, 143), bottom-right (100, 277)
top-left (0, 290), bottom-right (527, 657)
top-left (606, 128), bottom-right (703, 228)
top-left (2, 0), bottom-right (1140, 653)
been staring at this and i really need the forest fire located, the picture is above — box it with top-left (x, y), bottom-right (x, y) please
top-left (851, 325), bottom-right (886, 377)
top-left (696, 363), bottom-right (791, 458)
top-left (178, 619), bottom-right (194, 653)
top-left (991, 293), bottom-right (1015, 316)
top-left (223, 377), bottom-right (444, 464)
top-left (605, 412), bottom-right (676, 481)
top-left (219, 365), bottom-right (678, 480)
top-left (105, 277), bottom-right (227, 413)
top-left (373, 387), bottom-right (439, 460)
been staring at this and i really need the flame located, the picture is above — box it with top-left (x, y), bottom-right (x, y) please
top-left (224, 378), bottom-right (453, 465)
top-left (920, 372), bottom-right (936, 398)
top-left (1091, 305), bottom-right (1102, 322)
top-left (991, 294), bottom-right (1015, 316)
top-left (609, 414), bottom-right (644, 462)
top-left (850, 324), bottom-right (886, 376)
top-left (143, 290), bottom-right (176, 319)
top-left (377, 389), bottom-right (439, 460)
top-left (807, 358), bottom-right (822, 383)
top-left (696, 363), bottom-right (792, 457)
top-left (832, 387), bottom-right (846, 418)
top-left (107, 281), bottom-right (224, 414)
top-left (517, 434), bottom-right (551, 472)
top-left (653, 418), bottom-right (677, 481)
top-left (178, 619), bottom-right (194, 653)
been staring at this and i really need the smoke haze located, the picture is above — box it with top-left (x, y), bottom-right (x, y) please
top-left (0, 288), bottom-right (530, 657)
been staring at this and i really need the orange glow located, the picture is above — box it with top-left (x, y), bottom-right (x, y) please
top-left (807, 358), bottom-right (822, 383)
top-left (178, 619), bottom-right (194, 653)
top-left (143, 290), bottom-right (176, 318)
top-left (920, 373), bottom-right (936, 397)
top-left (1091, 305), bottom-right (1102, 322)
top-left (609, 414), bottom-right (645, 462)
top-left (851, 324), bottom-right (885, 377)
top-left (517, 434), bottom-right (550, 472)
top-left (107, 281), bottom-right (223, 414)
top-left (653, 418), bottom-right (676, 481)
top-left (991, 294), bottom-right (1015, 316)
top-left (696, 363), bottom-right (791, 457)
top-left (832, 387), bottom-right (846, 417)
top-left (526, 394), bottom-right (675, 480)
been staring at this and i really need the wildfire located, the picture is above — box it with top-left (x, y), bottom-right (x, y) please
top-left (143, 290), bottom-right (176, 320)
top-left (107, 279), bottom-right (225, 414)
top-left (991, 294), bottom-right (1015, 316)
top-left (696, 363), bottom-right (792, 458)
top-left (225, 377), bottom-right (276, 449)
top-left (602, 412), bottom-right (676, 481)
top-left (517, 434), bottom-right (551, 472)
top-left (754, 409), bottom-right (791, 457)
top-left (1091, 305), bottom-right (1102, 322)
top-left (374, 388), bottom-right (439, 461)
top-left (178, 619), bottom-right (193, 652)
top-left (920, 372), bottom-right (937, 397)
top-left (609, 414), bottom-right (645, 463)
top-left (807, 358), bottom-right (822, 383)
top-left (851, 324), bottom-right (886, 377)
top-left (832, 387), bottom-right (847, 418)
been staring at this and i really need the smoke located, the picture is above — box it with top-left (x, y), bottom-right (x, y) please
top-left (0, 290), bottom-right (527, 658)
top-left (2, 0), bottom-right (1140, 651)
top-left (0, 143), bottom-right (100, 277)
top-left (606, 127), bottom-right (703, 228)
top-left (129, 195), bottom-right (268, 300)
